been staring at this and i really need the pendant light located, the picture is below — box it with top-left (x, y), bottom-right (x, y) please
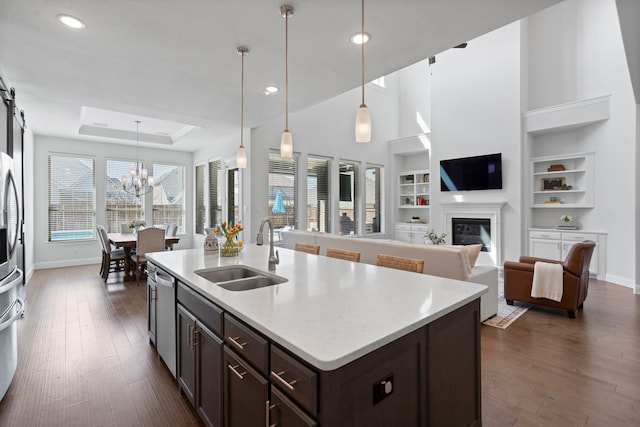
top-left (280, 5), bottom-right (294, 158)
top-left (236, 46), bottom-right (248, 169)
top-left (355, 0), bottom-right (371, 143)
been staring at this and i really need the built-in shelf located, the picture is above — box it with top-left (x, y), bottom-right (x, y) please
top-left (398, 170), bottom-right (430, 209)
top-left (530, 152), bottom-right (594, 209)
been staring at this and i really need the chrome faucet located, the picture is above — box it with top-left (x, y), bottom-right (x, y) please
top-left (256, 218), bottom-right (279, 272)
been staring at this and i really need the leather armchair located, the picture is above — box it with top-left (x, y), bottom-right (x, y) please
top-left (503, 240), bottom-right (595, 318)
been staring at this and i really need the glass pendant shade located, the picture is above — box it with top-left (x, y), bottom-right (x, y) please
top-left (280, 130), bottom-right (293, 158)
top-left (237, 145), bottom-right (247, 168)
top-left (355, 104), bottom-right (371, 142)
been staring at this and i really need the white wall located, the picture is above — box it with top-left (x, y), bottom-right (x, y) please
top-left (248, 77), bottom-right (400, 240)
top-left (429, 22), bottom-right (523, 266)
top-left (33, 136), bottom-right (193, 269)
top-left (527, 0), bottom-right (637, 286)
top-left (192, 129), bottom-right (248, 246)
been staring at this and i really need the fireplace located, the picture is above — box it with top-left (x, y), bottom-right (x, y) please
top-left (441, 202), bottom-right (504, 266)
top-left (452, 218), bottom-right (491, 252)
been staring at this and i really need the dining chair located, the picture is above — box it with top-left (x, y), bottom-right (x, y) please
top-left (325, 248), bottom-right (360, 262)
top-left (375, 254), bottom-right (424, 274)
top-left (97, 225), bottom-right (126, 282)
top-left (165, 223), bottom-right (178, 250)
top-left (294, 242), bottom-right (320, 255)
top-left (131, 227), bottom-right (166, 285)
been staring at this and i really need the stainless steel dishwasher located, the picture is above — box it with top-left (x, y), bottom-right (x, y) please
top-left (147, 262), bottom-right (176, 378)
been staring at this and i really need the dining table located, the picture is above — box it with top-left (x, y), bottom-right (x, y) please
top-left (108, 232), bottom-right (180, 281)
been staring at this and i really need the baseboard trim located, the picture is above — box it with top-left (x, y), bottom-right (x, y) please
top-left (34, 257), bottom-right (101, 271)
top-left (604, 273), bottom-right (636, 289)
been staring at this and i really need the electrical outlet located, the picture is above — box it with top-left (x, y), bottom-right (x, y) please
top-left (373, 374), bottom-right (393, 405)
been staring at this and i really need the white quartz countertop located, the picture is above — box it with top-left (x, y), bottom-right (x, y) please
top-left (147, 245), bottom-right (487, 371)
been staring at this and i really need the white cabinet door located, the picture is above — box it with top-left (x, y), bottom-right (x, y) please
top-left (410, 231), bottom-right (425, 245)
top-left (561, 241), bottom-right (598, 276)
top-left (395, 229), bottom-right (412, 243)
top-left (529, 238), bottom-right (562, 261)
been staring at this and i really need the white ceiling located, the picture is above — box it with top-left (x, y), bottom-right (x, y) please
top-left (0, 0), bottom-right (563, 152)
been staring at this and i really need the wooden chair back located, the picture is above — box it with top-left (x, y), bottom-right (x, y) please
top-left (375, 254), bottom-right (424, 274)
top-left (294, 243), bottom-right (320, 255)
top-left (325, 248), bottom-right (361, 262)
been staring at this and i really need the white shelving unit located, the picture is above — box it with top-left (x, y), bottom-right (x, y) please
top-left (530, 152), bottom-right (594, 208)
top-left (523, 95), bottom-right (609, 270)
top-left (398, 170), bottom-right (430, 209)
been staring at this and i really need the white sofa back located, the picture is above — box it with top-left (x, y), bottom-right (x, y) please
top-left (282, 230), bottom-right (471, 280)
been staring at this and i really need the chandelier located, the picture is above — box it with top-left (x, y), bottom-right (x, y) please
top-left (121, 120), bottom-right (154, 197)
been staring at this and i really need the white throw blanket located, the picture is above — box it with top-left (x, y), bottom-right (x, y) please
top-left (531, 262), bottom-right (564, 302)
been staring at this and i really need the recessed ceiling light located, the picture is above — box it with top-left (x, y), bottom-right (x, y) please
top-left (350, 32), bottom-right (370, 45)
top-left (264, 86), bottom-right (279, 96)
top-left (57, 14), bottom-right (86, 29)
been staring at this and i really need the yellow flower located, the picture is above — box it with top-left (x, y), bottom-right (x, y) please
top-left (238, 240), bottom-right (243, 247)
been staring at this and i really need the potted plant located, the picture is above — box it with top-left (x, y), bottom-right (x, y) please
top-left (425, 229), bottom-right (447, 245)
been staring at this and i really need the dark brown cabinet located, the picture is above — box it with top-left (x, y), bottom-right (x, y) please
top-left (270, 386), bottom-right (318, 427)
top-left (168, 274), bottom-right (481, 427)
top-left (223, 347), bottom-right (269, 427)
top-left (177, 300), bottom-right (224, 427)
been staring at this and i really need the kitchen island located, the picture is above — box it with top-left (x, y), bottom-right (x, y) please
top-left (147, 245), bottom-right (487, 426)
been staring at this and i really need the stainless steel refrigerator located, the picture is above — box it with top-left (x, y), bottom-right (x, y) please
top-left (0, 152), bottom-right (23, 401)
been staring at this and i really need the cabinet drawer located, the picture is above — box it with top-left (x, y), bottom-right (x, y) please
top-left (177, 282), bottom-right (223, 336)
top-left (224, 314), bottom-right (269, 375)
top-left (562, 233), bottom-right (597, 242)
top-left (411, 224), bottom-right (429, 232)
top-left (529, 230), bottom-right (561, 240)
top-left (271, 385), bottom-right (318, 427)
top-left (395, 224), bottom-right (411, 231)
top-left (271, 345), bottom-right (318, 416)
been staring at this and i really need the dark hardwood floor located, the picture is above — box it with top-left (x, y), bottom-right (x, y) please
top-left (0, 265), bottom-right (200, 427)
top-left (0, 265), bottom-right (638, 426)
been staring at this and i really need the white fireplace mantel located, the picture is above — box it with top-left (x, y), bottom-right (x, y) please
top-left (441, 202), bottom-right (505, 266)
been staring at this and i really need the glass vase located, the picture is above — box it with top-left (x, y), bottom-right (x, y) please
top-left (220, 238), bottom-right (239, 257)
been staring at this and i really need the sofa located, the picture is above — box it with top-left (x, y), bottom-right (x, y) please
top-left (281, 230), bottom-right (498, 321)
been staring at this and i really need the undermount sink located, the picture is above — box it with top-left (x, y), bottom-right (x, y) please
top-left (194, 266), bottom-right (287, 291)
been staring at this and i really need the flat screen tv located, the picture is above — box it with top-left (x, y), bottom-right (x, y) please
top-left (440, 153), bottom-right (502, 191)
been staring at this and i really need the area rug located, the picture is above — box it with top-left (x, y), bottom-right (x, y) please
top-left (482, 299), bottom-right (530, 329)
top-left (482, 280), bottom-right (531, 329)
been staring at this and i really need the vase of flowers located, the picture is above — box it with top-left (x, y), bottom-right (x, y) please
top-left (214, 221), bottom-right (244, 257)
top-left (128, 219), bottom-right (146, 235)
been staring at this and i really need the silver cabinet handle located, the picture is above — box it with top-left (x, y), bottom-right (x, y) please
top-left (193, 329), bottom-right (199, 348)
top-left (271, 370), bottom-right (297, 391)
top-left (265, 400), bottom-right (276, 427)
top-left (228, 336), bottom-right (247, 350)
top-left (228, 364), bottom-right (246, 380)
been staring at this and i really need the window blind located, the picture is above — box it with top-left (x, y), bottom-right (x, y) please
top-left (105, 159), bottom-right (143, 233)
top-left (48, 153), bottom-right (96, 242)
top-left (152, 163), bottom-right (185, 233)
top-left (306, 156), bottom-right (331, 232)
top-left (208, 159), bottom-right (223, 227)
top-left (195, 163), bottom-right (205, 234)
